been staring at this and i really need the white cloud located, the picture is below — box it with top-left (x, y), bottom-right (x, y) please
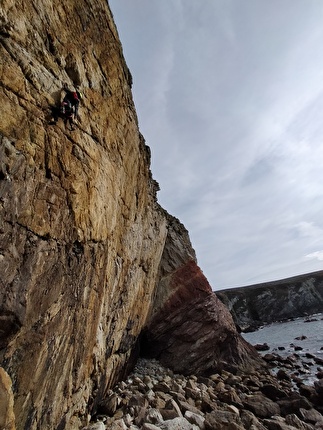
top-left (306, 251), bottom-right (323, 262)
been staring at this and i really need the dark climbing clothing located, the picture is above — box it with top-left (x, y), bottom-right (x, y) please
top-left (49, 87), bottom-right (82, 131)
top-left (63, 89), bottom-right (81, 118)
top-left (50, 101), bottom-right (75, 130)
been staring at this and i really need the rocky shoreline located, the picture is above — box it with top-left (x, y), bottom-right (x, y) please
top-left (82, 357), bottom-right (323, 430)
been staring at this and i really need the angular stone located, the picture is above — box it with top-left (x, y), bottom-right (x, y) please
top-left (128, 395), bottom-right (149, 408)
top-left (277, 394), bottom-right (312, 416)
top-left (178, 400), bottom-right (205, 416)
top-left (205, 410), bottom-right (244, 430)
top-left (285, 414), bottom-right (315, 430)
top-left (133, 406), bottom-right (149, 427)
top-left (299, 407), bottom-right (323, 425)
top-left (154, 382), bottom-right (171, 393)
top-left (240, 409), bottom-right (267, 430)
top-left (184, 411), bottom-right (205, 429)
top-left (145, 408), bottom-right (164, 425)
top-left (217, 388), bottom-right (243, 406)
top-left (158, 417), bottom-right (199, 430)
top-left (261, 384), bottom-right (288, 400)
top-left (262, 417), bottom-right (298, 430)
top-left (242, 393), bottom-right (280, 418)
top-left (142, 424), bottom-right (161, 430)
top-left (164, 399), bottom-right (183, 417)
top-left (110, 419), bottom-right (128, 430)
top-left (98, 394), bottom-right (119, 415)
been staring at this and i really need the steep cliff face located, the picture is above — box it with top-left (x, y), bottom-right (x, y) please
top-left (0, 1), bottom-right (261, 429)
top-left (217, 271), bottom-right (323, 332)
top-left (1, 1), bottom-right (166, 428)
top-left (142, 214), bottom-right (261, 375)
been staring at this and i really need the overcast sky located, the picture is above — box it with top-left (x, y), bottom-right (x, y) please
top-left (108, 1), bottom-right (323, 290)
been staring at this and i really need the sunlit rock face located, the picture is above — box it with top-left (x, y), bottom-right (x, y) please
top-left (0, 1), bottom-right (262, 428)
top-left (0, 368), bottom-right (15, 430)
top-left (217, 271), bottom-right (323, 332)
top-left (0, 1), bottom-right (166, 428)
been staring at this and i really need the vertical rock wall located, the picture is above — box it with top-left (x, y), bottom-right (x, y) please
top-left (0, 1), bottom-right (167, 428)
top-left (0, 1), bottom-right (262, 429)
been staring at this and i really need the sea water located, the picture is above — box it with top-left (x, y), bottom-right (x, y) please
top-left (242, 313), bottom-right (323, 384)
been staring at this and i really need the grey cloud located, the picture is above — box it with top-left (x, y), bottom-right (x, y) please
top-left (109, 0), bottom-right (323, 288)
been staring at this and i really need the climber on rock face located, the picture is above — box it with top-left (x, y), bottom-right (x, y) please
top-left (49, 84), bottom-right (83, 131)
top-left (62, 84), bottom-right (83, 120)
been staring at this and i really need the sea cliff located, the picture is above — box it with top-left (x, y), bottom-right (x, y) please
top-left (217, 271), bottom-right (323, 332)
top-left (0, 1), bottom-right (260, 429)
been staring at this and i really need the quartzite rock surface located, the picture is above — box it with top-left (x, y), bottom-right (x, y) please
top-left (0, 1), bottom-right (262, 429)
top-left (1, 1), bottom-right (167, 428)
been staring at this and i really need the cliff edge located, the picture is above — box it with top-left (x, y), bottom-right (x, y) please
top-left (217, 271), bottom-right (323, 332)
top-left (0, 1), bottom-right (262, 429)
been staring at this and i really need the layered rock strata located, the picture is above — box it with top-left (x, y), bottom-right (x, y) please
top-left (141, 215), bottom-right (262, 375)
top-left (0, 1), bottom-right (262, 429)
top-left (217, 271), bottom-right (323, 332)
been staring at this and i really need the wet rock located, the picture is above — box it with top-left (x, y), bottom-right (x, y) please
top-left (314, 356), bottom-right (323, 366)
top-left (314, 379), bottom-right (323, 397)
top-left (317, 371), bottom-right (323, 379)
top-left (254, 343), bottom-right (270, 351)
top-left (277, 369), bottom-right (291, 381)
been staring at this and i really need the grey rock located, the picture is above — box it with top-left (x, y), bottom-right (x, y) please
top-left (299, 408), bottom-right (323, 425)
top-left (82, 422), bottom-right (105, 430)
top-left (262, 417), bottom-right (298, 430)
top-left (142, 424), bottom-right (161, 430)
top-left (158, 417), bottom-right (199, 430)
top-left (285, 414), bottom-right (315, 430)
top-left (242, 393), bottom-right (280, 418)
top-left (184, 410), bottom-right (205, 429)
top-left (145, 408), bottom-right (164, 425)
